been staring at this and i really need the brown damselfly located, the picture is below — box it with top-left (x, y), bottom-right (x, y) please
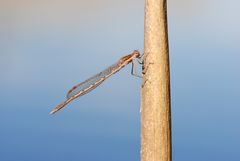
top-left (50, 50), bottom-right (142, 115)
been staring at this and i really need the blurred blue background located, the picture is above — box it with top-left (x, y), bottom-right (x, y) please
top-left (0, 0), bottom-right (239, 161)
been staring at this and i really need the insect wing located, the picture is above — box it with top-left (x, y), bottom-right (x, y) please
top-left (66, 62), bottom-right (120, 99)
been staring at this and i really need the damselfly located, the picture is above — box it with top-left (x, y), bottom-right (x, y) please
top-left (49, 50), bottom-right (142, 115)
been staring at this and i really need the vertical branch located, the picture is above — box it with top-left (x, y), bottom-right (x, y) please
top-left (141, 0), bottom-right (172, 161)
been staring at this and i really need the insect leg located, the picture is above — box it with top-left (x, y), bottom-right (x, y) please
top-left (131, 59), bottom-right (142, 78)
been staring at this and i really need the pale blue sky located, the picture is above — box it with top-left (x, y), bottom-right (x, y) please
top-left (0, 1), bottom-right (239, 161)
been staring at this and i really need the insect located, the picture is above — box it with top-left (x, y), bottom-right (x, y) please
top-left (49, 50), bottom-right (142, 115)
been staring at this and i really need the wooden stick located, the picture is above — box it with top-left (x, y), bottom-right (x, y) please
top-left (141, 0), bottom-right (172, 161)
